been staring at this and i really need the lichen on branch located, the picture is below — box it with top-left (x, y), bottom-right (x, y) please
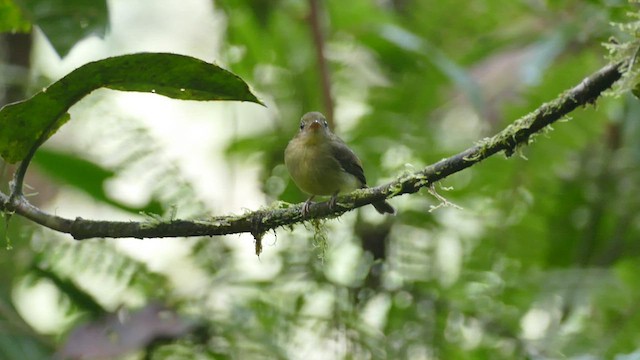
top-left (0, 60), bottom-right (627, 254)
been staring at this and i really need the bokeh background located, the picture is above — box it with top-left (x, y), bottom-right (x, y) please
top-left (1, 0), bottom-right (640, 359)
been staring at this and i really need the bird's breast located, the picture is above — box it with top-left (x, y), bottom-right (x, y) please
top-left (285, 141), bottom-right (361, 196)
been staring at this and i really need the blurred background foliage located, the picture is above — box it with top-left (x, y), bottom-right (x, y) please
top-left (1, 0), bottom-right (640, 359)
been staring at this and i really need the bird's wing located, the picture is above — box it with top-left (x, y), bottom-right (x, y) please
top-left (331, 138), bottom-right (367, 186)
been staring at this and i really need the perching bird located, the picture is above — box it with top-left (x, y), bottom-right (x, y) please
top-left (284, 111), bottom-right (395, 216)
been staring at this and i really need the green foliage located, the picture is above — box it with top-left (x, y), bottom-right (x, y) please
top-left (3, 0), bottom-right (640, 359)
top-left (14, 0), bottom-right (108, 57)
top-left (33, 148), bottom-right (163, 214)
top-left (605, 1), bottom-right (640, 98)
top-left (0, 0), bottom-right (30, 33)
top-left (0, 52), bottom-right (262, 163)
top-left (217, 1), bottom-right (640, 359)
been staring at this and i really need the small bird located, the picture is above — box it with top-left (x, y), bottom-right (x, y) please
top-left (284, 111), bottom-right (395, 216)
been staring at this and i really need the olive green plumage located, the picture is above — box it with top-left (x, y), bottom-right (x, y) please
top-left (284, 112), bottom-right (395, 215)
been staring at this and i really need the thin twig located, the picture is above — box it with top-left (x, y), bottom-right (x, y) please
top-left (308, 0), bottom-right (334, 128)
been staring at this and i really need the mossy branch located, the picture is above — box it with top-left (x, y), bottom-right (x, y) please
top-left (0, 60), bottom-right (625, 250)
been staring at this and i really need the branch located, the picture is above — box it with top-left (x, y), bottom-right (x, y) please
top-left (0, 61), bottom-right (625, 247)
top-left (308, 0), bottom-right (334, 127)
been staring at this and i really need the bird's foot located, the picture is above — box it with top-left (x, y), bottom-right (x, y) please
top-left (328, 192), bottom-right (338, 210)
top-left (301, 197), bottom-right (315, 217)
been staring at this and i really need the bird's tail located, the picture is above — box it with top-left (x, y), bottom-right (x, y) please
top-left (372, 200), bottom-right (395, 215)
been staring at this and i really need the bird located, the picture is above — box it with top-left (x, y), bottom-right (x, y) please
top-left (284, 111), bottom-right (395, 216)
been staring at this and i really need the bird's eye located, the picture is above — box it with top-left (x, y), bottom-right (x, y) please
top-left (299, 121), bottom-right (305, 130)
top-left (323, 120), bottom-right (328, 128)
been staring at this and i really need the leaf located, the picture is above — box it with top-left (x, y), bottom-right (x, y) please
top-left (0, 0), bottom-right (31, 33)
top-left (0, 52), bottom-right (263, 163)
top-left (379, 24), bottom-right (485, 115)
top-left (31, 266), bottom-right (105, 316)
top-left (33, 149), bottom-right (164, 214)
top-left (15, 0), bottom-right (109, 57)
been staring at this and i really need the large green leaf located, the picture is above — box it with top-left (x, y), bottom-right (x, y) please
top-left (0, 52), bottom-right (262, 163)
top-left (15, 0), bottom-right (108, 57)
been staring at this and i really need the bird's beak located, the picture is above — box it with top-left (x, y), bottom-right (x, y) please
top-left (308, 120), bottom-right (322, 131)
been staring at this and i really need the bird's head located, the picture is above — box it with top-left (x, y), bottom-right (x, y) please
top-left (297, 112), bottom-right (331, 144)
